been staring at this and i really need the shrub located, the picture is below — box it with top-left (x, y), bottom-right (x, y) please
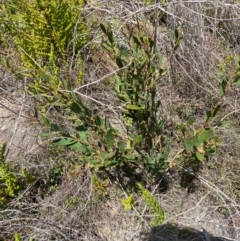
top-left (0, 142), bottom-right (21, 208)
top-left (2, 0), bottom-right (87, 103)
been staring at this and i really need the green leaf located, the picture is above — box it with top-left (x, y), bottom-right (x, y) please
top-left (41, 114), bottom-right (51, 127)
top-left (149, 37), bottom-right (154, 50)
top-left (116, 57), bottom-right (124, 68)
top-left (39, 71), bottom-right (52, 81)
top-left (220, 76), bottom-right (229, 94)
top-left (196, 152), bottom-right (204, 162)
top-left (53, 138), bottom-right (89, 153)
top-left (206, 110), bottom-right (213, 120)
top-left (104, 159), bottom-right (118, 167)
top-left (174, 29), bottom-right (179, 40)
top-left (120, 47), bottom-right (129, 59)
top-left (233, 75), bottom-right (240, 86)
top-left (95, 115), bottom-right (103, 127)
top-left (192, 135), bottom-right (201, 147)
top-left (117, 141), bottom-right (126, 153)
top-left (99, 151), bottom-right (115, 160)
top-left (71, 102), bottom-right (82, 114)
top-left (168, 30), bottom-right (174, 41)
top-left (107, 29), bottom-right (114, 44)
top-left (14, 234), bottom-right (21, 241)
top-left (187, 116), bottom-right (196, 125)
top-left (100, 23), bottom-right (107, 34)
top-left (105, 131), bottom-right (115, 149)
top-left (53, 138), bottom-right (75, 146)
top-left (39, 132), bottom-right (52, 137)
top-left (49, 77), bottom-right (59, 92)
top-left (50, 123), bottom-right (60, 131)
top-left (198, 130), bottom-right (213, 144)
top-left (34, 107), bottom-right (38, 119)
top-left (78, 131), bottom-right (87, 142)
top-left (133, 135), bottom-right (142, 146)
top-left (87, 159), bottom-right (100, 165)
top-left (133, 36), bottom-right (141, 46)
top-left (185, 140), bottom-right (194, 151)
top-left (159, 68), bottom-right (168, 76)
top-left (74, 143), bottom-right (89, 153)
top-left (125, 104), bottom-right (142, 110)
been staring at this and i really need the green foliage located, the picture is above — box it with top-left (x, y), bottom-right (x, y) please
top-left (173, 56), bottom-right (240, 169)
top-left (91, 175), bottom-right (108, 197)
top-left (99, 22), bottom-right (182, 178)
top-left (0, 142), bottom-right (21, 208)
top-left (137, 183), bottom-right (165, 226)
top-left (14, 233), bottom-right (34, 241)
top-left (0, 142), bottom-right (35, 209)
top-left (26, 20), bottom-right (183, 180)
top-left (121, 194), bottom-right (136, 211)
top-left (177, 119), bottom-right (221, 165)
top-left (3, 0), bottom-right (87, 102)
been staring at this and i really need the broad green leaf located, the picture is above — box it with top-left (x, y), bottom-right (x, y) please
top-left (124, 154), bottom-right (135, 160)
top-left (72, 143), bottom-right (88, 153)
top-left (106, 130), bottom-right (115, 149)
top-left (53, 138), bottom-right (76, 146)
top-left (125, 104), bottom-right (142, 110)
top-left (52, 138), bottom-right (88, 152)
top-left (71, 102), bottom-right (82, 114)
top-left (193, 135), bottom-right (201, 147)
top-left (78, 131), bottom-right (87, 142)
top-left (99, 151), bottom-right (110, 160)
top-left (146, 157), bottom-right (156, 165)
top-left (196, 152), bottom-right (204, 162)
top-left (185, 140), bottom-right (194, 151)
top-left (198, 130), bottom-right (213, 143)
top-left (103, 159), bottom-right (113, 167)
top-left (117, 141), bottom-right (126, 153)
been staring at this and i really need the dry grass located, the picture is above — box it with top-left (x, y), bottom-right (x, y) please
top-left (0, 0), bottom-right (240, 240)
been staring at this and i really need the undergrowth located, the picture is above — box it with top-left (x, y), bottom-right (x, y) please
top-left (0, 0), bottom-right (240, 240)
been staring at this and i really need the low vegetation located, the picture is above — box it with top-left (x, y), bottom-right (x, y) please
top-left (0, 0), bottom-right (239, 240)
